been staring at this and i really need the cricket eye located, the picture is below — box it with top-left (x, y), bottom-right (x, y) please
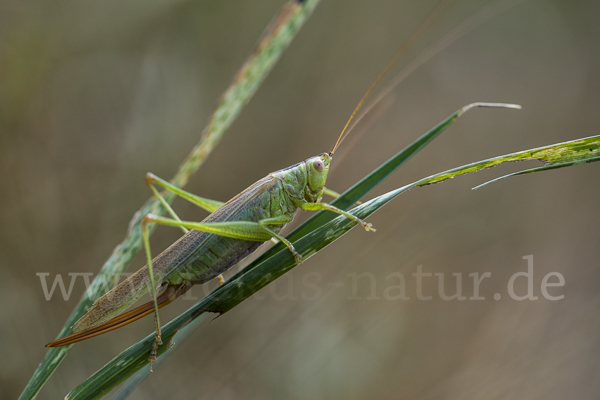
top-left (313, 160), bottom-right (325, 172)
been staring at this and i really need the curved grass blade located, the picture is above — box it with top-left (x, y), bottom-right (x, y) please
top-left (472, 155), bottom-right (600, 190)
top-left (416, 134), bottom-right (600, 188)
top-left (64, 102), bottom-right (521, 399)
top-left (20, 2), bottom-right (320, 399)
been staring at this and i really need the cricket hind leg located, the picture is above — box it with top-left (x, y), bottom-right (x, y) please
top-left (142, 213), bottom-right (301, 264)
top-left (142, 230), bottom-right (197, 372)
top-left (45, 281), bottom-right (191, 348)
top-left (143, 175), bottom-right (226, 366)
top-left (141, 217), bottom-right (205, 369)
top-left (148, 172), bottom-right (256, 261)
top-left (147, 173), bottom-right (226, 282)
top-left (146, 172), bottom-right (224, 217)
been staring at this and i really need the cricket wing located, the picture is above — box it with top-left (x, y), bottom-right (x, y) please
top-left (46, 282), bottom-right (190, 347)
top-left (70, 265), bottom-right (158, 333)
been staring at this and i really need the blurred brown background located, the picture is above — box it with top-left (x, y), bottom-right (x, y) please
top-left (2, 0), bottom-right (600, 398)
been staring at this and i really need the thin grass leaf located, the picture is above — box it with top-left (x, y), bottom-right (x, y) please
top-left (19, 2), bottom-right (319, 399)
top-left (64, 102), bottom-right (520, 399)
top-left (472, 155), bottom-right (600, 189)
top-left (417, 134), bottom-right (600, 188)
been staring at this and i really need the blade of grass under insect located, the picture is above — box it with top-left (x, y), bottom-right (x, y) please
top-left (68, 129), bottom-right (599, 400)
top-left (19, 2), bottom-right (320, 399)
top-left (110, 313), bottom-right (211, 400)
top-left (63, 102), bottom-right (527, 399)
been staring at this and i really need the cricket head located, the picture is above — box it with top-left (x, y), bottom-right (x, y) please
top-left (304, 152), bottom-right (331, 200)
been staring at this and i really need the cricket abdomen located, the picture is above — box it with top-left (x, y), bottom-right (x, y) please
top-left (167, 232), bottom-right (263, 285)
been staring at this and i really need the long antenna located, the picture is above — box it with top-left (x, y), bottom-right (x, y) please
top-left (344, 0), bottom-right (523, 139)
top-left (330, 0), bottom-right (455, 155)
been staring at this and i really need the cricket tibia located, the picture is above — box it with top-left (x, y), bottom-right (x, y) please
top-left (45, 282), bottom-right (191, 347)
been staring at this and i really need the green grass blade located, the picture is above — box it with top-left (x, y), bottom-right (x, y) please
top-left (472, 155), bottom-right (600, 190)
top-left (19, 2), bottom-right (320, 399)
top-left (417, 134), bottom-right (600, 188)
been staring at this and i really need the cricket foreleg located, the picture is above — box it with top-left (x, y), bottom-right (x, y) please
top-left (301, 202), bottom-right (376, 232)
